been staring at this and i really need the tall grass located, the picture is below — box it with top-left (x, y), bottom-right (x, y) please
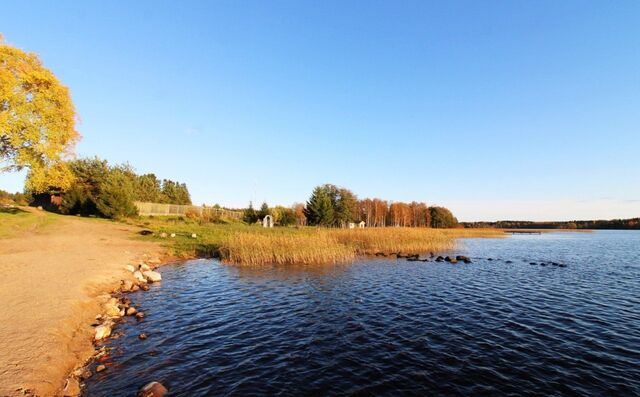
top-left (220, 231), bottom-right (355, 266)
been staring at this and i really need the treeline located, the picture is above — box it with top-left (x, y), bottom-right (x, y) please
top-left (243, 202), bottom-right (298, 226)
top-left (56, 157), bottom-right (191, 219)
top-left (0, 190), bottom-right (30, 206)
top-left (462, 219), bottom-right (640, 230)
top-left (242, 184), bottom-right (459, 228)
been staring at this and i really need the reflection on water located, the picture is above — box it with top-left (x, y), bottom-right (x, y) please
top-left (85, 231), bottom-right (640, 396)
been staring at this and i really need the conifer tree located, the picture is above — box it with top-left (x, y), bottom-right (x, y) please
top-left (304, 186), bottom-right (334, 226)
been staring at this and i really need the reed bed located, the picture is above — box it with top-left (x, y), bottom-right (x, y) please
top-left (218, 227), bottom-right (504, 266)
top-left (329, 228), bottom-right (454, 255)
top-left (220, 231), bottom-right (356, 266)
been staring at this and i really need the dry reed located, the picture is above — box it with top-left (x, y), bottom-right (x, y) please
top-left (219, 227), bottom-right (503, 266)
top-left (220, 231), bottom-right (356, 266)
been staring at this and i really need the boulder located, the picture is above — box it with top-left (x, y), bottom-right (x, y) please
top-left (96, 365), bottom-right (106, 373)
top-left (139, 264), bottom-right (151, 272)
top-left (126, 307), bottom-right (137, 316)
top-left (123, 265), bottom-right (135, 273)
top-left (160, 232), bottom-right (168, 238)
top-left (135, 312), bottom-right (145, 319)
top-left (103, 302), bottom-right (121, 318)
top-left (133, 271), bottom-right (146, 283)
top-left (138, 333), bottom-right (148, 340)
top-left (140, 284), bottom-right (150, 292)
top-left (138, 381), bottom-right (168, 397)
top-left (131, 284), bottom-right (140, 292)
top-left (94, 324), bottom-right (112, 341)
top-left (191, 233), bottom-right (198, 239)
top-left (139, 230), bottom-right (153, 236)
top-left (170, 233), bottom-right (176, 238)
top-left (122, 280), bottom-right (134, 292)
top-left (143, 270), bottom-right (162, 283)
top-left (456, 256), bottom-right (471, 262)
top-left (62, 377), bottom-right (81, 397)
top-left (435, 256), bottom-right (444, 262)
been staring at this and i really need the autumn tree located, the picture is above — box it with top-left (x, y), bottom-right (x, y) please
top-left (0, 36), bottom-right (79, 192)
top-left (293, 203), bottom-right (307, 226)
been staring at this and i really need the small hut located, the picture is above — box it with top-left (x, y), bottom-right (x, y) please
top-left (262, 215), bottom-right (274, 228)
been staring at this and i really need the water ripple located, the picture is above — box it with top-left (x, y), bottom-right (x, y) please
top-left (85, 231), bottom-right (640, 396)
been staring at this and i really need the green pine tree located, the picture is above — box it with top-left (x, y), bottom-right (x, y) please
top-left (304, 186), bottom-right (334, 226)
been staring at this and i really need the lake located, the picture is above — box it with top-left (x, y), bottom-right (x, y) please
top-left (85, 231), bottom-right (640, 396)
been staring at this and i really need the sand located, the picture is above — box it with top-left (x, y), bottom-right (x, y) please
top-left (0, 209), bottom-right (164, 396)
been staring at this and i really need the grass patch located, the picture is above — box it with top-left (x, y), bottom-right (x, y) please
top-left (133, 216), bottom-right (504, 266)
top-left (0, 206), bottom-right (58, 238)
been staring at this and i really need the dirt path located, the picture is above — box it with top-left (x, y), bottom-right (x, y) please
top-left (0, 210), bottom-right (164, 396)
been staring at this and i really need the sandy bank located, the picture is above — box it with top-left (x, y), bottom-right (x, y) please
top-left (0, 209), bottom-right (164, 396)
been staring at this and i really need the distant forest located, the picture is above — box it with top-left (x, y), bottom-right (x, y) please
top-left (462, 219), bottom-right (640, 230)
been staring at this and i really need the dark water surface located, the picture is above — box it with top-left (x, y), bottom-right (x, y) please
top-left (85, 231), bottom-right (640, 396)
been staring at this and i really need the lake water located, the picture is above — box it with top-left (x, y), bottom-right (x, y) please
top-left (84, 231), bottom-right (640, 396)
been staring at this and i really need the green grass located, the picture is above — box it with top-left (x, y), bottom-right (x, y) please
top-left (0, 206), bottom-right (59, 238)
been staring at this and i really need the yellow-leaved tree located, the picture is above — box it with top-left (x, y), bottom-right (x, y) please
top-left (0, 34), bottom-right (79, 192)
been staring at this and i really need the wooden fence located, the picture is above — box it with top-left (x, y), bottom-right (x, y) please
top-left (134, 202), bottom-right (243, 220)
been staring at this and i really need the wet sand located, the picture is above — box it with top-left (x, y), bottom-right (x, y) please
top-left (0, 209), bottom-right (163, 396)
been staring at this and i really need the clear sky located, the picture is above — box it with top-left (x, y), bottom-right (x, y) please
top-left (1, 1), bottom-right (639, 221)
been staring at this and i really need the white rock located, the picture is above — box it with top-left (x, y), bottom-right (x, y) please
top-left (94, 324), bottom-right (112, 340)
top-left (103, 301), bottom-right (121, 317)
top-left (143, 270), bottom-right (162, 283)
top-left (139, 264), bottom-right (151, 272)
top-left (122, 279), bottom-right (134, 291)
top-left (170, 233), bottom-right (176, 238)
top-left (191, 233), bottom-right (197, 238)
top-left (123, 264), bottom-right (135, 273)
top-left (133, 271), bottom-right (146, 283)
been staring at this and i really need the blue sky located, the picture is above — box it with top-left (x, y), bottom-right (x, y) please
top-left (1, 1), bottom-right (639, 221)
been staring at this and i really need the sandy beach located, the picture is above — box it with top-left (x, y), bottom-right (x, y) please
top-left (0, 209), bottom-right (163, 396)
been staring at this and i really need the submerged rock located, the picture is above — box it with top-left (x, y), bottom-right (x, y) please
top-left (96, 365), bottom-right (106, 373)
top-left (138, 333), bottom-right (148, 340)
top-left (126, 307), bottom-right (137, 316)
top-left (138, 381), bottom-right (168, 397)
top-left (435, 256), bottom-right (444, 262)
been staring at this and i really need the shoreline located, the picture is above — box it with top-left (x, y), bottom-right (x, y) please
top-left (0, 211), bottom-right (169, 397)
top-left (59, 253), bottom-right (184, 397)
